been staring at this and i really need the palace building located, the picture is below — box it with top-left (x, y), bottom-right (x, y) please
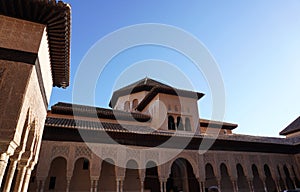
top-left (27, 78), bottom-right (300, 192)
top-left (0, 1), bottom-right (299, 192)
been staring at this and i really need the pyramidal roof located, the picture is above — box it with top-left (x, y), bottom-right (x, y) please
top-left (280, 116), bottom-right (300, 136)
top-left (115, 77), bottom-right (172, 92)
top-left (109, 77), bottom-right (204, 108)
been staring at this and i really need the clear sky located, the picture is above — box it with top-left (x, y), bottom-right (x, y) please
top-left (50, 0), bottom-right (300, 137)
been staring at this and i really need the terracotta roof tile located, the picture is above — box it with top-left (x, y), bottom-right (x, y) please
top-left (51, 102), bottom-right (151, 122)
top-left (46, 117), bottom-right (155, 134)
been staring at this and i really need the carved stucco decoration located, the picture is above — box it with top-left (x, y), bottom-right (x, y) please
top-left (75, 146), bottom-right (92, 159)
top-left (51, 145), bottom-right (69, 159)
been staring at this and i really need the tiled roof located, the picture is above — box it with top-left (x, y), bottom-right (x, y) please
top-left (51, 102), bottom-right (151, 122)
top-left (280, 116), bottom-right (300, 136)
top-left (136, 86), bottom-right (204, 111)
top-left (116, 77), bottom-right (172, 92)
top-left (46, 117), bottom-right (155, 134)
top-left (0, 0), bottom-right (71, 88)
top-left (43, 116), bottom-right (299, 154)
top-left (200, 119), bottom-right (238, 130)
top-left (109, 77), bottom-right (204, 109)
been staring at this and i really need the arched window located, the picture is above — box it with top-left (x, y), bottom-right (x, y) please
top-left (132, 99), bottom-right (139, 109)
top-left (168, 116), bottom-right (175, 130)
top-left (185, 118), bottom-right (191, 131)
top-left (177, 116), bottom-right (184, 130)
top-left (124, 101), bottom-right (130, 111)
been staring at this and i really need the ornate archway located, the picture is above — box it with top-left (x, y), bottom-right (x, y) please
top-left (166, 158), bottom-right (199, 192)
top-left (144, 161), bottom-right (160, 192)
top-left (44, 157), bottom-right (67, 191)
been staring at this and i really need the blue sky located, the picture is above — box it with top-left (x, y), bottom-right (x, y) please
top-left (50, 0), bottom-right (300, 137)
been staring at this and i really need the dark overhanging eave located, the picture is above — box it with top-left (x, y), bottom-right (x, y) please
top-left (0, 0), bottom-right (71, 88)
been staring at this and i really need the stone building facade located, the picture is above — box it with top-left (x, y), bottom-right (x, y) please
top-left (29, 78), bottom-right (300, 192)
top-left (0, 0), bottom-right (71, 191)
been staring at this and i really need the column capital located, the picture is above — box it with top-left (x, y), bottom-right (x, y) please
top-left (230, 176), bottom-right (238, 182)
top-left (246, 176), bottom-right (254, 181)
top-left (116, 176), bottom-right (125, 181)
top-left (159, 177), bottom-right (168, 183)
top-left (90, 176), bottom-right (99, 181)
top-left (197, 177), bottom-right (205, 183)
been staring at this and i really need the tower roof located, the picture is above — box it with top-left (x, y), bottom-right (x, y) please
top-left (116, 77), bottom-right (172, 92)
top-left (109, 77), bottom-right (204, 108)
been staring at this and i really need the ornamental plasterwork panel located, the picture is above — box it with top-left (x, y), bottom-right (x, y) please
top-left (126, 148), bottom-right (140, 161)
top-left (145, 151), bottom-right (159, 163)
top-left (203, 153), bottom-right (215, 164)
top-left (216, 153), bottom-right (229, 165)
top-left (248, 155), bottom-right (257, 164)
top-left (51, 145), bottom-right (69, 159)
top-left (75, 146), bottom-right (92, 159)
top-left (101, 146), bottom-right (117, 160)
top-left (186, 151), bottom-right (198, 162)
top-left (234, 154), bottom-right (243, 164)
top-left (259, 155), bottom-right (269, 165)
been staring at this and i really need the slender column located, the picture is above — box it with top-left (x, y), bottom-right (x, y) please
top-left (198, 181), bottom-right (205, 192)
top-left (21, 168), bottom-right (32, 192)
top-left (160, 180), bottom-right (163, 192)
top-left (292, 178), bottom-right (297, 189)
top-left (66, 177), bottom-right (71, 192)
top-left (275, 179), bottom-right (281, 192)
top-left (35, 180), bottom-right (40, 192)
top-left (247, 179), bottom-right (254, 192)
top-left (140, 180), bottom-right (144, 192)
top-left (13, 166), bottom-right (27, 192)
top-left (94, 180), bottom-right (98, 192)
top-left (202, 181), bottom-right (206, 192)
top-left (262, 178), bottom-right (267, 192)
top-left (116, 179), bottom-right (120, 192)
top-left (197, 178), bottom-right (205, 192)
top-left (90, 180), bottom-right (94, 192)
top-left (197, 179), bottom-right (203, 192)
top-left (163, 181), bottom-right (167, 192)
top-left (231, 179), bottom-right (238, 192)
top-left (217, 178), bottom-right (221, 190)
top-left (39, 179), bottom-right (45, 192)
top-left (120, 179), bottom-right (124, 192)
top-left (0, 153), bottom-right (9, 188)
top-left (3, 159), bottom-right (18, 192)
